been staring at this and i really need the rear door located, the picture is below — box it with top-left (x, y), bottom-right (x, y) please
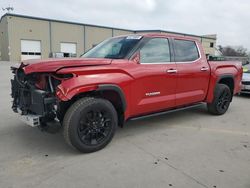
top-left (132, 37), bottom-right (177, 115)
top-left (174, 39), bottom-right (210, 106)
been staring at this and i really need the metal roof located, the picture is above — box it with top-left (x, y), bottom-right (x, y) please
top-left (135, 30), bottom-right (216, 40)
top-left (0, 13), bottom-right (216, 40)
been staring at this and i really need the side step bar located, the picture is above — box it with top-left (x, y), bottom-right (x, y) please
top-left (129, 103), bottom-right (204, 121)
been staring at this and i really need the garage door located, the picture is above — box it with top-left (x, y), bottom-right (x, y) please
top-left (60, 43), bottom-right (77, 57)
top-left (21, 40), bottom-right (41, 60)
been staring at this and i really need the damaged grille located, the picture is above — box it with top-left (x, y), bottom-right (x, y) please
top-left (11, 68), bottom-right (57, 119)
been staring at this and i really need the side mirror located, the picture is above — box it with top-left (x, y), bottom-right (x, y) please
top-left (131, 51), bottom-right (140, 64)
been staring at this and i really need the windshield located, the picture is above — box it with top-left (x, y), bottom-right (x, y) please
top-left (82, 36), bottom-right (142, 59)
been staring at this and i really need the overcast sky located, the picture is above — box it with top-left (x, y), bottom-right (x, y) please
top-left (1, 0), bottom-right (250, 49)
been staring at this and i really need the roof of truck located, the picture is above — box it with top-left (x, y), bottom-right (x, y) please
top-left (114, 33), bottom-right (201, 42)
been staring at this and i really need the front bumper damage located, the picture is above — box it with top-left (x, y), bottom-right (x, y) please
top-left (11, 67), bottom-right (57, 127)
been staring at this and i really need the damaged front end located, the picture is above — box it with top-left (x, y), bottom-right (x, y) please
top-left (11, 64), bottom-right (62, 127)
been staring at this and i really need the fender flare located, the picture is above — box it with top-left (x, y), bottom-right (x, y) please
top-left (97, 84), bottom-right (127, 111)
top-left (216, 74), bottom-right (235, 84)
top-left (206, 74), bottom-right (235, 103)
top-left (217, 74), bottom-right (235, 98)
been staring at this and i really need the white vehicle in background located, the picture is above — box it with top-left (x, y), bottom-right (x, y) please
top-left (241, 61), bottom-right (250, 94)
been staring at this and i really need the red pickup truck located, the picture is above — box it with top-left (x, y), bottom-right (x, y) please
top-left (11, 33), bottom-right (242, 153)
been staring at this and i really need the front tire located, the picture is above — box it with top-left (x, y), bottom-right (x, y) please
top-left (207, 84), bottom-right (232, 115)
top-left (63, 97), bottom-right (118, 153)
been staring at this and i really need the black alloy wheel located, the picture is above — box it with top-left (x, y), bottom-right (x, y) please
top-left (207, 84), bottom-right (232, 115)
top-left (63, 97), bottom-right (117, 153)
top-left (78, 109), bottom-right (113, 146)
top-left (216, 89), bottom-right (231, 112)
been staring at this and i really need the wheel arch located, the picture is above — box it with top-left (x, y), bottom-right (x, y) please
top-left (206, 74), bottom-right (235, 103)
top-left (217, 74), bottom-right (235, 96)
top-left (57, 84), bottom-right (127, 127)
top-left (97, 84), bottom-right (127, 111)
top-left (96, 84), bottom-right (127, 127)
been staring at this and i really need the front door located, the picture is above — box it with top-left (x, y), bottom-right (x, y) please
top-left (131, 37), bottom-right (177, 116)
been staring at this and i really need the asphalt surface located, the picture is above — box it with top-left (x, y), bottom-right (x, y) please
top-left (0, 61), bottom-right (250, 188)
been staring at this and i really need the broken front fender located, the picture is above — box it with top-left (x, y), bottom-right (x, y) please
top-left (55, 72), bottom-right (132, 102)
top-left (56, 84), bottom-right (98, 101)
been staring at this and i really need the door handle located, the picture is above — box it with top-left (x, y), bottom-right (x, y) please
top-left (167, 69), bottom-right (178, 73)
top-left (200, 67), bottom-right (209, 71)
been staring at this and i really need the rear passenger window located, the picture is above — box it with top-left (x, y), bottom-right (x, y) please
top-left (140, 38), bottom-right (171, 64)
top-left (174, 40), bottom-right (199, 62)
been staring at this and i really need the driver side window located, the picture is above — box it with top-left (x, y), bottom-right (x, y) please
top-left (140, 38), bottom-right (171, 64)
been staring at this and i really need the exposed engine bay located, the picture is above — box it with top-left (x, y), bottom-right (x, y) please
top-left (10, 65), bottom-right (70, 127)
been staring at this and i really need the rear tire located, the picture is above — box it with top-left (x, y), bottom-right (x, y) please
top-left (207, 84), bottom-right (232, 115)
top-left (63, 97), bottom-right (117, 153)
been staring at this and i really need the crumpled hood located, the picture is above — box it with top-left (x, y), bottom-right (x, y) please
top-left (19, 58), bottom-right (112, 74)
